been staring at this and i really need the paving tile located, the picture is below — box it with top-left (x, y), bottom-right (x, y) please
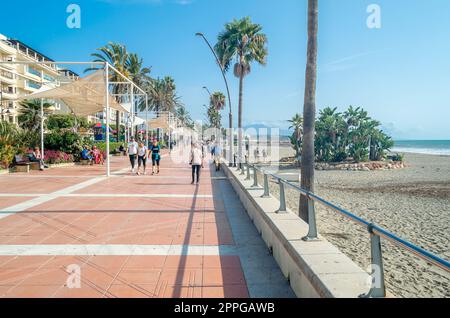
top-left (0, 154), bottom-right (295, 298)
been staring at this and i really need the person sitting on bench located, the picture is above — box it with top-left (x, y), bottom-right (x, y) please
top-left (28, 147), bottom-right (46, 171)
top-left (92, 146), bottom-right (104, 165)
top-left (81, 146), bottom-right (93, 165)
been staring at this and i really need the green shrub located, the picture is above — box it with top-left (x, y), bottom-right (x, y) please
top-left (93, 142), bottom-right (124, 154)
top-left (391, 153), bottom-right (404, 162)
top-left (45, 131), bottom-right (84, 160)
top-left (311, 106), bottom-right (394, 163)
top-left (0, 144), bottom-right (15, 169)
top-left (47, 114), bottom-right (89, 130)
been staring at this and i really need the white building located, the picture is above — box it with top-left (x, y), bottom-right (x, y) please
top-left (0, 33), bottom-right (78, 124)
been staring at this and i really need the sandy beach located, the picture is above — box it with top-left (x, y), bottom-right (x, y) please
top-left (264, 148), bottom-right (450, 297)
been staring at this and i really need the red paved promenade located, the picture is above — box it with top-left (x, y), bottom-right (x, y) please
top-left (0, 153), bottom-right (294, 298)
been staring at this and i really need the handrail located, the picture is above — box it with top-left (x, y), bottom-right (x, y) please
top-left (232, 158), bottom-right (450, 297)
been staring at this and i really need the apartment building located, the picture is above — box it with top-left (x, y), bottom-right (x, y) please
top-left (0, 33), bottom-right (78, 124)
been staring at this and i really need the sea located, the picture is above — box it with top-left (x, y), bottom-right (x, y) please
top-left (392, 140), bottom-right (450, 156)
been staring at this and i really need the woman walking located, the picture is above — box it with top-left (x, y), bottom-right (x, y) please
top-left (136, 142), bottom-right (148, 175)
top-left (150, 139), bottom-right (161, 175)
top-left (190, 143), bottom-right (204, 185)
top-left (127, 137), bottom-right (138, 174)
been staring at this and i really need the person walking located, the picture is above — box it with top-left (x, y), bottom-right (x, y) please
top-left (136, 142), bottom-right (148, 175)
top-left (127, 137), bottom-right (139, 174)
top-left (213, 143), bottom-right (222, 171)
top-left (150, 139), bottom-right (161, 175)
top-left (190, 143), bottom-right (203, 185)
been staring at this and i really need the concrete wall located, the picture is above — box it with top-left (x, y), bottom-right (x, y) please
top-left (222, 163), bottom-right (371, 298)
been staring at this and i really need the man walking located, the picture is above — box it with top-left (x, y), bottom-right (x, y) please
top-left (127, 137), bottom-right (139, 174)
top-left (190, 143), bottom-right (203, 185)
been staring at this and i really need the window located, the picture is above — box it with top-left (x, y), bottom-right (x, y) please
top-left (27, 66), bottom-right (41, 77)
top-left (26, 80), bottom-right (41, 89)
top-left (43, 74), bottom-right (54, 82)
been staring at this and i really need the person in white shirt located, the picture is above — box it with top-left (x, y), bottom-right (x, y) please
top-left (136, 142), bottom-right (148, 175)
top-left (190, 143), bottom-right (204, 184)
top-left (127, 137), bottom-right (139, 173)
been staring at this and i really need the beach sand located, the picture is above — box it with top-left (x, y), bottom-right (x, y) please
top-left (263, 150), bottom-right (450, 298)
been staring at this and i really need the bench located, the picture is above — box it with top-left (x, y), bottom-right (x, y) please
top-left (14, 155), bottom-right (39, 173)
top-left (80, 159), bottom-right (92, 166)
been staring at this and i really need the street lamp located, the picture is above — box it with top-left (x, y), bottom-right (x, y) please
top-left (203, 86), bottom-right (212, 97)
top-left (196, 32), bottom-right (234, 166)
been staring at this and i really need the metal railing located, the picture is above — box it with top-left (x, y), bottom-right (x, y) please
top-left (232, 158), bottom-right (450, 298)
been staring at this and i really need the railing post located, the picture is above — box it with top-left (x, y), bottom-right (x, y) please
top-left (302, 195), bottom-right (319, 241)
top-left (246, 164), bottom-right (251, 180)
top-left (276, 181), bottom-right (287, 213)
top-left (362, 226), bottom-right (386, 298)
top-left (261, 173), bottom-right (270, 198)
top-left (252, 166), bottom-right (258, 187)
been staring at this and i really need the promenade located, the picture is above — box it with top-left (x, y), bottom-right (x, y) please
top-left (0, 153), bottom-right (294, 298)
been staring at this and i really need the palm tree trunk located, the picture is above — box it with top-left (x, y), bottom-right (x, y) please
top-left (238, 71), bottom-right (244, 165)
top-left (299, 0), bottom-right (319, 222)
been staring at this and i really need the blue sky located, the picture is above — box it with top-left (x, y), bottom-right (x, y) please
top-left (1, 0), bottom-right (449, 139)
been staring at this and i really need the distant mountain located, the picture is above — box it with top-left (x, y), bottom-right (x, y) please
top-left (243, 123), bottom-right (291, 137)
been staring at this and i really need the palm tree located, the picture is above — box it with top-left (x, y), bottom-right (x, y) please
top-left (86, 43), bottom-right (129, 141)
top-left (210, 92), bottom-right (226, 111)
top-left (175, 105), bottom-right (192, 126)
top-left (288, 114), bottom-right (303, 162)
top-left (300, 0), bottom-right (319, 223)
top-left (86, 43), bottom-right (151, 141)
top-left (206, 105), bottom-right (222, 129)
top-left (141, 76), bottom-right (182, 113)
top-left (215, 16), bottom-right (268, 163)
top-left (18, 99), bottom-right (54, 131)
top-left (126, 53), bottom-right (152, 87)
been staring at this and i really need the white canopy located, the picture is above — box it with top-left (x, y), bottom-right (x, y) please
top-left (18, 70), bottom-right (129, 116)
top-left (134, 116), bottom-right (146, 126)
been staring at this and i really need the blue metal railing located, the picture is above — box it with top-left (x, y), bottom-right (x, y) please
top-left (232, 159), bottom-right (450, 298)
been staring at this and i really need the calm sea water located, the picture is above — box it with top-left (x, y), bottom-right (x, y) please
top-left (392, 140), bottom-right (450, 156)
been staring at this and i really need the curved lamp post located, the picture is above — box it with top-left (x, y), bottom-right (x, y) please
top-left (195, 32), bottom-right (234, 166)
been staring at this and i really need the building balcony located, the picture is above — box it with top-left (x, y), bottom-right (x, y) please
top-left (0, 89), bottom-right (17, 100)
top-left (0, 57), bottom-right (16, 70)
top-left (0, 73), bottom-right (16, 85)
top-left (0, 40), bottom-right (16, 55)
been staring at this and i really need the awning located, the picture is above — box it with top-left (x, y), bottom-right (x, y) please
top-left (148, 113), bottom-right (170, 129)
top-left (17, 70), bottom-right (129, 116)
top-left (134, 117), bottom-right (146, 126)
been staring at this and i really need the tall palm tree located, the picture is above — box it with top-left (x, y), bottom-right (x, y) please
top-left (142, 77), bottom-right (181, 113)
top-left (18, 99), bottom-right (54, 131)
top-left (86, 43), bottom-right (129, 141)
top-left (126, 53), bottom-right (152, 87)
top-left (215, 16), bottom-right (268, 163)
top-left (300, 0), bottom-right (319, 223)
top-left (86, 43), bottom-right (151, 141)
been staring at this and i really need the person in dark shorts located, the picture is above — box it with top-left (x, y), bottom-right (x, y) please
top-left (127, 137), bottom-right (138, 174)
top-left (150, 140), bottom-right (161, 175)
top-left (190, 143), bottom-right (204, 184)
top-left (137, 142), bottom-right (148, 175)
